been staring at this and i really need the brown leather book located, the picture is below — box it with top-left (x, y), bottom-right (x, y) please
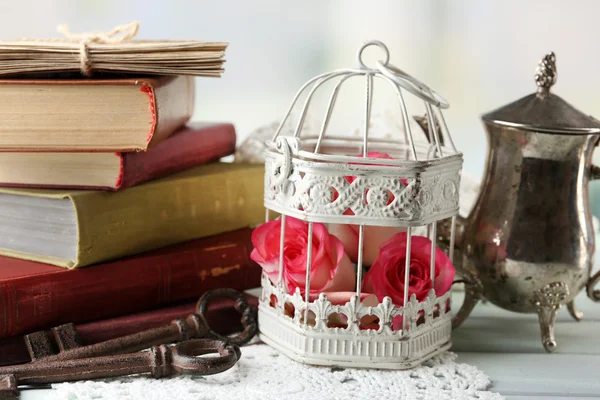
top-left (0, 228), bottom-right (261, 340)
top-left (0, 75), bottom-right (194, 152)
top-left (0, 294), bottom-right (259, 366)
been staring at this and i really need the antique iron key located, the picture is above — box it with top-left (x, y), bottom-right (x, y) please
top-left (24, 288), bottom-right (257, 362)
top-left (0, 339), bottom-right (240, 399)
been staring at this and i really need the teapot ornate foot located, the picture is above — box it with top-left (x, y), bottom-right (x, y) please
top-left (533, 282), bottom-right (569, 353)
top-left (566, 299), bottom-right (583, 321)
top-left (536, 305), bottom-right (559, 352)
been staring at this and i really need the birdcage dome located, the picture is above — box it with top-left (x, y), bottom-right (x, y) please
top-left (264, 41), bottom-right (462, 228)
top-left (258, 40), bottom-right (462, 370)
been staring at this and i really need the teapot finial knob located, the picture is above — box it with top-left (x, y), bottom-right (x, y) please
top-left (535, 51), bottom-right (557, 94)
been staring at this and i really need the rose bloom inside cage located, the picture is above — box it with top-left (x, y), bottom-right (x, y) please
top-left (251, 216), bottom-right (455, 329)
top-left (250, 217), bottom-right (356, 296)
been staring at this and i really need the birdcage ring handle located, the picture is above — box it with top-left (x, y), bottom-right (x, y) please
top-left (376, 60), bottom-right (450, 109)
top-left (357, 40), bottom-right (390, 70)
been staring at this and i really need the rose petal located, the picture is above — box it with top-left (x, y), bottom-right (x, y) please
top-left (251, 219), bottom-right (279, 257)
top-left (361, 232), bottom-right (456, 306)
top-left (328, 223), bottom-right (359, 263)
top-left (363, 268), bottom-right (374, 293)
top-left (434, 250), bottom-right (455, 296)
top-left (365, 152), bottom-right (393, 160)
top-left (315, 223), bottom-right (337, 281)
top-left (286, 216), bottom-right (308, 231)
top-left (392, 315), bottom-right (403, 331)
top-left (322, 252), bottom-right (355, 293)
top-left (362, 225), bottom-right (406, 266)
top-left (250, 248), bottom-right (280, 285)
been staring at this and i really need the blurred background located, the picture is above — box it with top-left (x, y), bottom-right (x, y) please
top-left (1, 0), bottom-right (600, 213)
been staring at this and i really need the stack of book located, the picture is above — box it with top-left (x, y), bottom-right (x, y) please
top-left (0, 71), bottom-right (265, 362)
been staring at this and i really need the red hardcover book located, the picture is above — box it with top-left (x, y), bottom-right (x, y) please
top-left (0, 122), bottom-right (236, 191)
top-left (0, 228), bottom-right (261, 340)
top-left (0, 294), bottom-right (259, 366)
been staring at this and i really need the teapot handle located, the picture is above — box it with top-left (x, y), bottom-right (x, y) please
top-left (588, 272), bottom-right (600, 302)
top-left (592, 165), bottom-right (600, 180)
top-left (451, 278), bottom-right (483, 329)
top-left (588, 163), bottom-right (600, 301)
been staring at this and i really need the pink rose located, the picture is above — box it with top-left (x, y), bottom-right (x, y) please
top-left (328, 224), bottom-right (405, 267)
top-left (329, 152), bottom-right (406, 266)
top-left (363, 232), bottom-right (455, 305)
top-left (251, 216), bottom-right (355, 295)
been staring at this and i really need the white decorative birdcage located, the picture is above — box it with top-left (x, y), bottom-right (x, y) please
top-left (258, 40), bottom-right (462, 369)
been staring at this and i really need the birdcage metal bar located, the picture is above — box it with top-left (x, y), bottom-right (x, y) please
top-left (355, 225), bottom-right (365, 297)
top-left (314, 72), bottom-right (363, 154)
top-left (425, 102), bottom-right (443, 158)
top-left (278, 214), bottom-right (287, 292)
top-left (376, 60), bottom-right (449, 109)
top-left (294, 71), bottom-right (359, 139)
top-left (430, 222), bottom-right (437, 288)
top-left (363, 73), bottom-right (374, 157)
top-left (375, 74), bottom-right (418, 160)
top-left (402, 226), bottom-right (412, 333)
top-left (449, 216), bottom-right (457, 263)
top-left (372, 75), bottom-right (413, 152)
top-left (426, 143), bottom-right (439, 160)
top-left (304, 222), bottom-right (314, 325)
top-left (437, 107), bottom-right (458, 153)
top-left (272, 69), bottom-right (359, 141)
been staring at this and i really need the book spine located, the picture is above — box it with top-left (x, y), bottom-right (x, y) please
top-left (118, 123), bottom-right (236, 190)
top-left (145, 76), bottom-right (195, 149)
top-left (0, 228), bottom-right (261, 339)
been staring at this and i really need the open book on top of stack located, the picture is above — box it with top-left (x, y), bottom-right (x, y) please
top-left (0, 23), bottom-right (265, 340)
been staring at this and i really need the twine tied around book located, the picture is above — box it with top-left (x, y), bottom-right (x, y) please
top-left (56, 21), bottom-right (140, 76)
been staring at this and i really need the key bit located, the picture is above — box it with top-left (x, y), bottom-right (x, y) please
top-left (0, 339), bottom-right (240, 399)
top-left (26, 288), bottom-right (258, 362)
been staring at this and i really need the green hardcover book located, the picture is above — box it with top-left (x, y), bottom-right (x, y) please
top-left (0, 163), bottom-right (265, 268)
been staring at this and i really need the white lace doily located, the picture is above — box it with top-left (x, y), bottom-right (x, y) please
top-left (50, 344), bottom-right (503, 400)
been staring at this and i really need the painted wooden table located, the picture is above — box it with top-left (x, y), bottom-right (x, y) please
top-left (19, 288), bottom-right (600, 399)
top-left (452, 289), bottom-right (600, 399)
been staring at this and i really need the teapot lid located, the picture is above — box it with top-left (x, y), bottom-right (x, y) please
top-left (482, 52), bottom-right (600, 134)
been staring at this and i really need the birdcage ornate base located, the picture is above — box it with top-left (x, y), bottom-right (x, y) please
top-left (258, 278), bottom-right (453, 370)
top-left (259, 309), bottom-right (451, 370)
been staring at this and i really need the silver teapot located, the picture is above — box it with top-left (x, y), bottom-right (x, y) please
top-left (451, 52), bottom-right (600, 352)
